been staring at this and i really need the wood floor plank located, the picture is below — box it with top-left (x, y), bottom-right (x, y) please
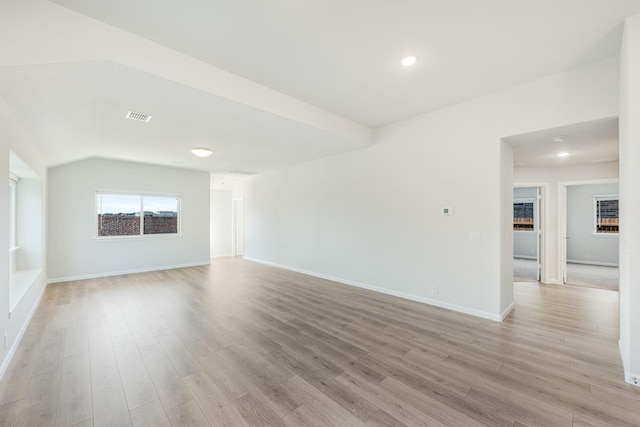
top-left (1, 259), bottom-right (638, 427)
top-left (91, 361), bottom-right (132, 427)
top-left (138, 342), bottom-right (193, 410)
top-left (165, 399), bottom-right (211, 427)
top-left (23, 370), bottom-right (62, 427)
top-left (113, 343), bottom-right (159, 411)
top-left (129, 399), bottom-right (171, 427)
top-left (183, 371), bottom-right (249, 427)
top-left (55, 352), bottom-right (92, 427)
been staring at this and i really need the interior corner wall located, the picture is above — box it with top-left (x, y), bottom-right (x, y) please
top-left (619, 14), bottom-right (640, 384)
top-left (236, 57), bottom-right (619, 321)
top-left (0, 97), bottom-right (47, 378)
top-left (514, 162), bottom-right (619, 285)
top-left (47, 158), bottom-right (210, 281)
top-left (210, 189), bottom-right (232, 257)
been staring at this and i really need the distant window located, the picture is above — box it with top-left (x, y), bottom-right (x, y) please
top-left (594, 195), bottom-right (618, 234)
top-left (513, 199), bottom-right (535, 232)
top-left (97, 193), bottom-right (180, 237)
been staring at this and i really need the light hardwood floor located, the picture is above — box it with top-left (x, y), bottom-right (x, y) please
top-left (1, 257), bottom-right (639, 426)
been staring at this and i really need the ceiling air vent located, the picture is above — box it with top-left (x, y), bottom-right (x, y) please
top-left (126, 111), bottom-right (152, 123)
top-left (229, 169), bottom-right (258, 176)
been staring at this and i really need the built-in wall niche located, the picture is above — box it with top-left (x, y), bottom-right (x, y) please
top-left (9, 151), bottom-right (44, 312)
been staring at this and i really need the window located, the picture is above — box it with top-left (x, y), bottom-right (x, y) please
top-left (97, 193), bottom-right (180, 237)
top-left (513, 199), bottom-right (535, 231)
top-left (594, 195), bottom-right (618, 234)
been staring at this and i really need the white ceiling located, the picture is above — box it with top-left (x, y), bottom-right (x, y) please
top-left (1, 0), bottom-right (638, 179)
top-left (506, 117), bottom-right (619, 169)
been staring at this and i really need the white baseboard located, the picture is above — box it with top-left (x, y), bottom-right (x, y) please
top-left (567, 259), bottom-right (619, 267)
top-left (544, 279), bottom-right (563, 285)
top-left (244, 257), bottom-right (505, 322)
top-left (0, 278), bottom-right (48, 381)
top-left (211, 253), bottom-right (233, 259)
top-left (501, 301), bottom-right (516, 320)
top-left (47, 261), bottom-right (211, 284)
top-left (618, 340), bottom-right (640, 387)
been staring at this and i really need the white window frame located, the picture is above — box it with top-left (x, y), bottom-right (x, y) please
top-left (95, 191), bottom-right (182, 239)
top-left (593, 194), bottom-right (619, 235)
top-left (513, 197), bottom-right (536, 233)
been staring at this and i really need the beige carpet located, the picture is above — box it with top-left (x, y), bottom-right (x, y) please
top-left (513, 258), bottom-right (619, 291)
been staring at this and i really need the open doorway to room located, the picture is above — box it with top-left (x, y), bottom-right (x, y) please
top-left (513, 186), bottom-right (543, 283)
top-left (560, 180), bottom-right (619, 291)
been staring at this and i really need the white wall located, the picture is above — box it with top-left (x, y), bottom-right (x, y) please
top-left (567, 183), bottom-right (618, 265)
top-left (513, 187), bottom-right (537, 259)
top-left (0, 97), bottom-right (47, 378)
top-left (48, 158), bottom-right (210, 281)
top-left (619, 14), bottom-right (640, 385)
top-left (210, 189), bottom-right (232, 257)
top-left (514, 162), bottom-right (618, 284)
top-left (236, 57), bottom-right (619, 321)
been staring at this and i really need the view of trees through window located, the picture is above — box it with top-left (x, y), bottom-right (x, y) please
top-left (97, 194), bottom-right (179, 237)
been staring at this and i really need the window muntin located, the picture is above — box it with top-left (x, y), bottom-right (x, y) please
top-left (594, 195), bottom-right (618, 234)
top-left (513, 198), bottom-right (535, 232)
top-left (97, 193), bottom-right (179, 237)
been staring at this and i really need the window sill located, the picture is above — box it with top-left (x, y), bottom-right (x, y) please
top-left (10, 268), bottom-right (43, 313)
top-left (94, 233), bottom-right (183, 241)
top-left (592, 233), bottom-right (619, 237)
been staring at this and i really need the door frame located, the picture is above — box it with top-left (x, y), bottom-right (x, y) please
top-left (557, 178), bottom-right (619, 284)
top-left (514, 183), bottom-right (549, 283)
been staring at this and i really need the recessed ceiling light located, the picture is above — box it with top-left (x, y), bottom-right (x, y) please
top-left (552, 135), bottom-right (567, 143)
top-left (191, 148), bottom-right (213, 157)
top-left (557, 152), bottom-right (570, 158)
top-left (401, 56), bottom-right (417, 66)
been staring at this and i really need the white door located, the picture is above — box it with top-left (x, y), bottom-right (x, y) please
top-left (232, 198), bottom-right (244, 256)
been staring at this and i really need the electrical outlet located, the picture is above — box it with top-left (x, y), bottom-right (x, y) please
top-left (432, 285), bottom-right (438, 295)
top-left (630, 375), bottom-right (639, 385)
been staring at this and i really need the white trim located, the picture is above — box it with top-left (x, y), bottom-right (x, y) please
top-left (567, 259), bottom-right (619, 267)
top-left (244, 257), bottom-right (505, 322)
top-left (559, 178), bottom-right (620, 284)
top-left (619, 340), bottom-right (640, 387)
top-left (545, 279), bottom-right (563, 285)
top-left (0, 279), bottom-right (48, 381)
top-left (500, 301), bottom-right (515, 321)
top-left (47, 261), bottom-right (210, 284)
top-left (514, 255), bottom-right (536, 260)
top-left (211, 253), bottom-right (233, 259)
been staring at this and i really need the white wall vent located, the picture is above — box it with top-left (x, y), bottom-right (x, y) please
top-left (229, 169), bottom-right (258, 175)
top-left (126, 111), bottom-right (152, 122)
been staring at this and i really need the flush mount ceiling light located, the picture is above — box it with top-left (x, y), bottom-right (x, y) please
top-left (557, 152), bottom-right (570, 158)
top-left (401, 56), bottom-right (417, 66)
top-left (552, 135), bottom-right (567, 143)
top-left (191, 148), bottom-right (213, 157)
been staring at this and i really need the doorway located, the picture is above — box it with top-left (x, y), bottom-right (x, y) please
top-left (559, 180), bottom-right (619, 290)
top-left (513, 186), bottom-right (544, 283)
